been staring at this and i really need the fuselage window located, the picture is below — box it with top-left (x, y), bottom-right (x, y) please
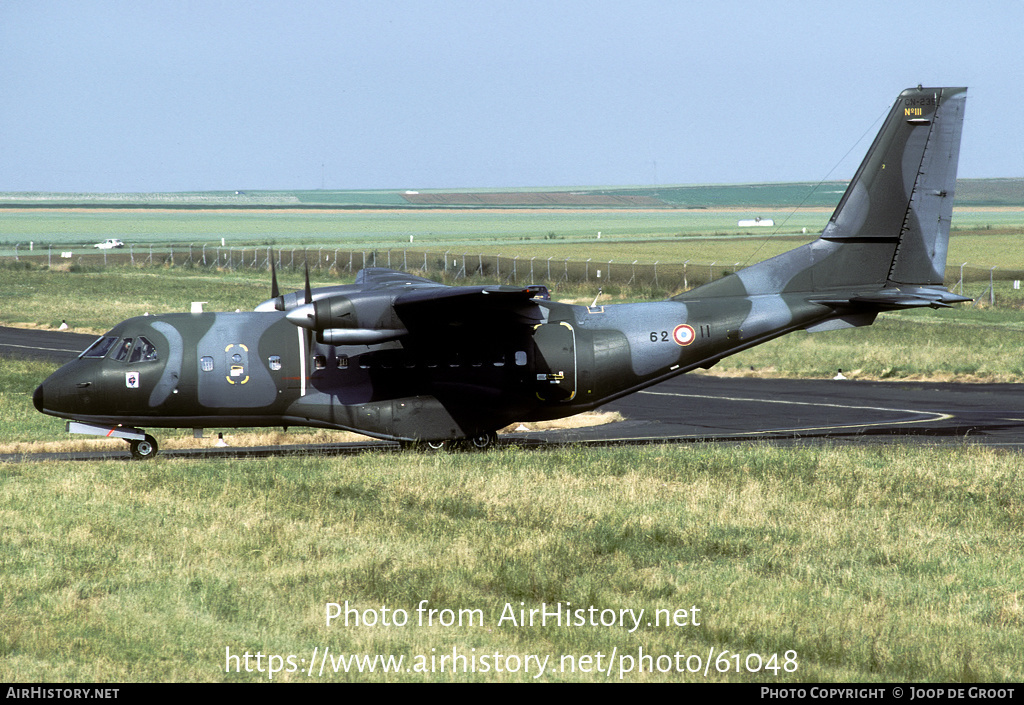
top-left (269, 356), bottom-right (282, 371)
top-left (200, 356), bottom-right (214, 372)
top-left (515, 351), bottom-right (528, 366)
top-left (112, 338), bottom-right (134, 362)
top-left (128, 336), bottom-right (158, 363)
top-left (336, 355), bottom-right (348, 369)
top-left (314, 355), bottom-right (327, 371)
top-left (81, 336), bottom-right (119, 359)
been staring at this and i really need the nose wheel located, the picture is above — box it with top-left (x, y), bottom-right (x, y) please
top-left (129, 434), bottom-right (159, 460)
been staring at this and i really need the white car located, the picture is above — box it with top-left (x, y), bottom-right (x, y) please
top-left (93, 239), bottom-right (125, 249)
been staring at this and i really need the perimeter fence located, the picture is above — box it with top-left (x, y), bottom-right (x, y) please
top-left (4, 242), bottom-right (1022, 301)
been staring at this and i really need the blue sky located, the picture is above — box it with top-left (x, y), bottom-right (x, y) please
top-left (2, 0), bottom-right (1021, 192)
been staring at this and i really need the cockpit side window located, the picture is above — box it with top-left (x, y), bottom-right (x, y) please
top-left (128, 336), bottom-right (158, 363)
top-left (81, 336), bottom-right (119, 358)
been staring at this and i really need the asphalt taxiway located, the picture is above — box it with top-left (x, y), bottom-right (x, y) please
top-left (3, 325), bottom-right (1023, 460)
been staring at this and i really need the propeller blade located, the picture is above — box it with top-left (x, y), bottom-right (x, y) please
top-left (304, 262), bottom-right (312, 306)
top-left (270, 254), bottom-right (280, 299)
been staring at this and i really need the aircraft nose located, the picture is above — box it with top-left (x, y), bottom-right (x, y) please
top-left (33, 384), bottom-right (44, 413)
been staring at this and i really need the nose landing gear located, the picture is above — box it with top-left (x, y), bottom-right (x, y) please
top-left (66, 421), bottom-right (160, 460)
top-left (129, 434), bottom-right (159, 460)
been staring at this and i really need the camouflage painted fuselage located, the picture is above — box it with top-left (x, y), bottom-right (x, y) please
top-left (26, 284), bottom-right (894, 442)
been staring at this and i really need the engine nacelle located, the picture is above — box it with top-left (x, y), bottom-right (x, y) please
top-left (285, 292), bottom-right (407, 342)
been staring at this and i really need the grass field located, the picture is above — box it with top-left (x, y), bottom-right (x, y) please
top-left (1, 201), bottom-right (1022, 683)
top-left (1, 440), bottom-right (1021, 682)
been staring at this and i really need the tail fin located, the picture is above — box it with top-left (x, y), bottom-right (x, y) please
top-left (681, 86), bottom-right (969, 309)
top-left (822, 86), bottom-right (967, 291)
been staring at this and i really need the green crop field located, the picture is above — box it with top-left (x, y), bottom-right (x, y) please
top-left (2, 180), bottom-right (1023, 261)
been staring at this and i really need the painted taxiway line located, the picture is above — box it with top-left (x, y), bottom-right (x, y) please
top-left (635, 389), bottom-right (954, 437)
top-left (0, 341), bottom-right (87, 355)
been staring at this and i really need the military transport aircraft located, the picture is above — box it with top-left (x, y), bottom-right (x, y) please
top-left (34, 86), bottom-right (969, 458)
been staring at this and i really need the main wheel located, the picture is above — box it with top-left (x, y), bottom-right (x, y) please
top-left (466, 432), bottom-right (496, 450)
top-left (129, 434), bottom-right (159, 460)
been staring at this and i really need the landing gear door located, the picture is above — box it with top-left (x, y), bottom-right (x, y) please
top-left (533, 322), bottom-right (577, 402)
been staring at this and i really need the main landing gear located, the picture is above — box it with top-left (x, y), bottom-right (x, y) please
top-left (412, 431), bottom-right (498, 452)
top-left (466, 431), bottom-right (497, 450)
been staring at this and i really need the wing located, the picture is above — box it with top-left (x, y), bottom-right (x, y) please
top-left (394, 284), bottom-right (544, 333)
top-left (355, 267), bottom-right (447, 290)
top-left (283, 268), bottom-right (545, 344)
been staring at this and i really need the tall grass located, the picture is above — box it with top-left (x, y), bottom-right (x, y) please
top-left (1, 444), bottom-right (1020, 681)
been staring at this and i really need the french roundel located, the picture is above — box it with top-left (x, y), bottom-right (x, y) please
top-left (672, 324), bottom-right (696, 346)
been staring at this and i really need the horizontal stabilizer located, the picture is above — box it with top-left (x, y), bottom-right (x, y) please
top-left (812, 286), bottom-right (971, 310)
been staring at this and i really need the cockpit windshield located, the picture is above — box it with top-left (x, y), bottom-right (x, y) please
top-left (79, 335), bottom-right (159, 362)
top-left (80, 336), bottom-right (119, 358)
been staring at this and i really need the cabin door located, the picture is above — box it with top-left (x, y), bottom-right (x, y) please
top-left (532, 322), bottom-right (577, 402)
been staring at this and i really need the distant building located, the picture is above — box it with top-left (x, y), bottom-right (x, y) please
top-left (738, 217), bottom-right (774, 227)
